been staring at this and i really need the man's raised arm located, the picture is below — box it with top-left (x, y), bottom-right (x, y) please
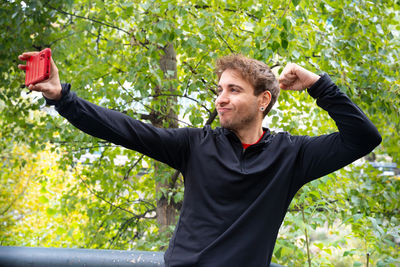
top-left (278, 63), bottom-right (382, 185)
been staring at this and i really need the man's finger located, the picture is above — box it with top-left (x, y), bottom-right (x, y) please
top-left (278, 77), bottom-right (297, 88)
top-left (48, 57), bottom-right (58, 77)
top-left (278, 73), bottom-right (297, 83)
top-left (279, 83), bottom-right (287, 90)
top-left (35, 84), bottom-right (44, 92)
top-left (279, 83), bottom-right (296, 90)
top-left (281, 73), bottom-right (297, 80)
top-left (18, 64), bottom-right (27, 70)
top-left (279, 78), bottom-right (295, 86)
top-left (279, 80), bottom-right (291, 87)
top-left (18, 55), bottom-right (29, 61)
top-left (28, 83), bottom-right (43, 92)
top-left (35, 79), bottom-right (49, 89)
top-left (18, 52), bottom-right (39, 61)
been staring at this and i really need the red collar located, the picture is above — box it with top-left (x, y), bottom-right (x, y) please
top-left (242, 131), bottom-right (266, 149)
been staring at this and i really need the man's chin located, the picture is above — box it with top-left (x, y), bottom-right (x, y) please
top-left (220, 121), bottom-right (229, 129)
top-left (220, 117), bottom-right (254, 132)
top-left (220, 120), bottom-right (236, 131)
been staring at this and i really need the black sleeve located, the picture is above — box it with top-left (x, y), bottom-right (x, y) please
top-left (45, 84), bottom-right (191, 172)
top-left (296, 74), bottom-right (381, 185)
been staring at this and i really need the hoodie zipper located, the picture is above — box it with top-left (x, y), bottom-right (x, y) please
top-left (240, 148), bottom-right (246, 172)
top-left (240, 140), bottom-right (271, 173)
top-left (228, 130), bottom-right (272, 173)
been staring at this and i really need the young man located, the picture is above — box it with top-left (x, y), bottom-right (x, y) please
top-left (18, 53), bottom-right (381, 266)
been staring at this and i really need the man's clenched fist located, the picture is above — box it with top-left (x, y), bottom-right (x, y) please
top-left (278, 63), bottom-right (320, 91)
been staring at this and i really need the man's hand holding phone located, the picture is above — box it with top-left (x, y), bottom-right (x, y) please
top-left (18, 49), bottom-right (63, 101)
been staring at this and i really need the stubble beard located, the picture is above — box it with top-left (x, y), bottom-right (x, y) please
top-left (220, 111), bottom-right (258, 132)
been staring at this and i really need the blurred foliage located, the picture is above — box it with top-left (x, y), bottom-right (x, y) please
top-left (0, 0), bottom-right (399, 266)
top-left (0, 144), bottom-right (90, 247)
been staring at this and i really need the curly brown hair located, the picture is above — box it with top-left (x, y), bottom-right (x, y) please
top-left (215, 54), bottom-right (280, 117)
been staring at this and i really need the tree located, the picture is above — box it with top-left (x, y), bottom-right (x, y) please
top-left (1, 0), bottom-right (399, 265)
top-left (0, 144), bottom-right (90, 247)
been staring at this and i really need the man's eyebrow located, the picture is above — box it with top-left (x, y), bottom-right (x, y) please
top-left (217, 84), bottom-right (245, 93)
top-left (227, 84), bottom-right (244, 90)
top-left (217, 84), bottom-right (243, 88)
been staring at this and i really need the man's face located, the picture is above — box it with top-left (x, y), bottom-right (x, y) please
top-left (215, 69), bottom-right (261, 131)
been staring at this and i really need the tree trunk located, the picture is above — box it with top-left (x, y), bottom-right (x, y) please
top-left (150, 43), bottom-right (179, 234)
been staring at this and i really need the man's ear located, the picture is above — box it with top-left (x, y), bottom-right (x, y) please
top-left (261, 90), bottom-right (271, 108)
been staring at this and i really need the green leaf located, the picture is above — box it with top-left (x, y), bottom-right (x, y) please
top-left (39, 196), bottom-right (49, 204)
top-left (271, 41), bottom-right (280, 52)
top-left (272, 116), bottom-right (279, 124)
top-left (343, 250), bottom-right (356, 257)
top-left (292, 0), bottom-right (301, 7)
top-left (56, 226), bottom-right (66, 235)
top-left (281, 39), bottom-right (289, 49)
top-left (46, 207), bottom-right (57, 216)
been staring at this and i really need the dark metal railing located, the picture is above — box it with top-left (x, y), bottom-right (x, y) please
top-left (0, 246), bottom-right (285, 266)
top-left (0, 247), bottom-right (163, 267)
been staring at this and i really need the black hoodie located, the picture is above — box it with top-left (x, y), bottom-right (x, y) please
top-left (46, 74), bottom-right (381, 266)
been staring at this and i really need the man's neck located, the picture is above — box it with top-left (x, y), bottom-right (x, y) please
top-left (233, 125), bottom-right (264, 145)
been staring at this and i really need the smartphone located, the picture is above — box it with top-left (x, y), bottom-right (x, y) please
top-left (25, 48), bottom-right (51, 87)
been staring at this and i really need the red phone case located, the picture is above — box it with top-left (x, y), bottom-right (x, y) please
top-left (25, 48), bottom-right (51, 87)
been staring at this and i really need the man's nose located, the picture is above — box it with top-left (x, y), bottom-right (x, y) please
top-left (216, 91), bottom-right (229, 106)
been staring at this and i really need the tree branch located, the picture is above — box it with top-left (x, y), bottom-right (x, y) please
top-left (193, 5), bottom-right (260, 21)
top-left (109, 217), bottom-right (139, 248)
top-left (46, 4), bottom-right (130, 35)
top-left (0, 169), bottom-right (31, 216)
top-left (215, 32), bottom-right (235, 54)
top-left (69, 144), bottom-right (118, 153)
top-left (85, 49), bottom-right (127, 73)
top-left (301, 207), bottom-right (312, 267)
top-left (181, 60), bottom-right (218, 97)
top-left (89, 208), bottom-right (118, 247)
top-left (117, 81), bottom-right (194, 127)
top-left (205, 109), bottom-right (218, 125)
top-left (270, 63), bottom-right (281, 69)
top-left (95, 26), bottom-right (102, 54)
top-left (119, 198), bottom-right (156, 211)
top-left (129, 30), bottom-right (150, 49)
top-left (48, 30), bottom-right (85, 47)
top-left (77, 172), bottom-right (155, 218)
top-left (148, 93), bottom-right (212, 115)
top-left (264, 0), bottom-right (291, 45)
top-left (124, 155), bottom-right (144, 180)
top-left (169, 170), bottom-right (181, 189)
